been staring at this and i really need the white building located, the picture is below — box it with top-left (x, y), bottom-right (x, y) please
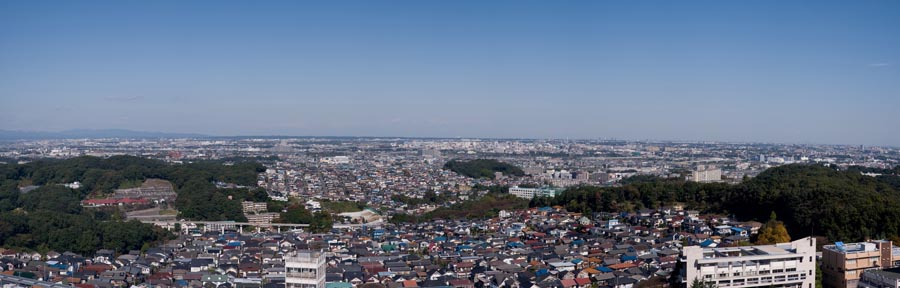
top-left (320, 156), bottom-right (350, 164)
top-left (509, 186), bottom-right (562, 199)
top-left (692, 165), bottom-right (723, 183)
top-left (285, 250), bottom-right (326, 288)
top-left (680, 237), bottom-right (816, 288)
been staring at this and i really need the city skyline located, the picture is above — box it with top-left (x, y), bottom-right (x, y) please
top-left (2, 1), bottom-right (899, 146)
top-left (0, 128), bottom-right (896, 148)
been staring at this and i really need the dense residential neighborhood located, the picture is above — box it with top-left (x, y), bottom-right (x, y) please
top-left (2, 138), bottom-right (900, 288)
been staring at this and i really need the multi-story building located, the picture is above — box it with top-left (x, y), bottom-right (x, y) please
top-left (680, 237), bottom-right (816, 288)
top-left (285, 250), bottom-right (326, 288)
top-left (691, 165), bottom-right (722, 183)
top-left (859, 267), bottom-right (900, 288)
top-left (822, 240), bottom-right (894, 288)
top-left (245, 212), bottom-right (279, 226)
top-left (509, 186), bottom-right (562, 199)
top-left (242, 201), bottom-right (268, 214)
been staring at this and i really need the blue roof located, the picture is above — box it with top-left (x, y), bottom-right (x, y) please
top-left (621, 255), bottom-right (637, 261)
top-left (571, 259), bottom-right (583, 264)
top-left (507, 242), bottom-right (524, 248)
top-left (538, 207), bottom-right (553, 211)
top-left (597, 266), bottom-right (613, 273)
top-left (326, 282), bottom-right (353, 288)
top-left (536, 269), bottom-right (550, 276)
top-left (730, 227), bottom-right (745, 232)
top-left (456, 245), bottom-right (473, 251)
top-left (700, 239), bottom-right (715, 247)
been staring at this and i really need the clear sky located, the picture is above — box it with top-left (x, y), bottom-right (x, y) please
top-left (1, 1), bottom-right (898, 145)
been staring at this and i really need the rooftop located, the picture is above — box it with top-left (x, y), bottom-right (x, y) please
top-left (823, 241), bottom-right (879, 254)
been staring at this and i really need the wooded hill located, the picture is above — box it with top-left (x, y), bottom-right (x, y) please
top-left (537, 164), bottom-right (900, 242)
top-left (0, 156), bottom-right (266, 255)
top-left (443, 159), bottom-right (525, 179)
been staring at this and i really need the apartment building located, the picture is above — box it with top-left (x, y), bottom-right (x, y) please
top-left (691, 165), bottom-right (722, 183)
top-left (245, 212), bottom-right (279, 226)
top-left (822, 240), bottom-right (894, 288)
top-left (680, 237), bottom-right (816, 288)
top-left (242, 201), bottom-right (268, 214)
top-left (285, 250), bottom-right (326, 288)
top-left (509, 186), bottom-right (562, 199)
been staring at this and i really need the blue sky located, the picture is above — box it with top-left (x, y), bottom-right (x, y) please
top-left (1, 1), bottom-right (898, 145)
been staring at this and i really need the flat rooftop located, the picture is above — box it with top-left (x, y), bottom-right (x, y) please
top-left (701, 244), bottom-right (794, 259)
top-left (823, 242), bottom-right (879, 254)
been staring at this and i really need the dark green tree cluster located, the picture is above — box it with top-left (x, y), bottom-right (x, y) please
top-left (541, 164), bottom-right (900, 242)
top-left (276, 204), bottom-right (332, 233)
top-left (0, 186), bottom-right (170, 255)
top-left (320, 200), bottom-right (366, 213)
top-left (0, 155), bottom-right (268, 255)
top-left (391, 191), bottom-right (451, 206)
top-left (0, 156), bottom-right (264, 221)
top-left (442, 159), bottom-right (524, 179)
top-left (390, 193), bottom-right (529, 223)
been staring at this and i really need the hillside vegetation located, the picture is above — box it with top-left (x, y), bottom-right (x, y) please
top-left (443, 159), bottom-right (525, 179)
top-left (391, 191), bottom-right (528, 223)
top-left (541, 164), bottom-right (900, 242)
top-left (0, 156), bottom-right (267, 255)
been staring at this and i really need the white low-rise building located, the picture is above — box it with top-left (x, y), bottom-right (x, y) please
top-left (509, 186), bottom-right (562, 199)
top-left (680, 237), bottom-right (816, 288)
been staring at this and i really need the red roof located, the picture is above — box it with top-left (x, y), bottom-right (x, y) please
top-left (403, 280), bottom-right (419, 287)
top-left (561, 279), bottom-right (577, 287)
top-left (81, 264), bottom-right (112, 273)
top-left (448, 279), bottom-right (473, 286)
top-left (575, 278), bottom-right (592, 285)
top-left (608, 262), bottom-right (639, 270)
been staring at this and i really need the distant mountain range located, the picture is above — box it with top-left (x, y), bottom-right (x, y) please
top-left (0, 129), bottom-right (207, 140)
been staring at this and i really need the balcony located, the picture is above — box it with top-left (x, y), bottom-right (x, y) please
top-left (286, 272), bottom-right (318, 278)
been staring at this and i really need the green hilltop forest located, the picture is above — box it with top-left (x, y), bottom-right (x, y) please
top-left (390, 192), bottom-right (529, 224)
top-left (0, 155), bottom-right (267, 255)
top-left (535, 164), bottom-right (900, 242)
top-left (443, 159), bottom-right (525, 179)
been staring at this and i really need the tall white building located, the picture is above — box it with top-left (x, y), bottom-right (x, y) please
top-left (691, 165), bottom-right (723, 182)
top-left (285, 250), bottom-right (326, 288)
top-left (680, 237), bottom-right (816, 288)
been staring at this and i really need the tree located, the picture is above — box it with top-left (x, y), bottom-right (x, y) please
top-left (756, 211), bottom-right (791, 244)
top-left (690, 278), bottom-right (717, 288)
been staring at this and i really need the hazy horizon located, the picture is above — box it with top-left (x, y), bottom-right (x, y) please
top-left (2, 1), bottom-right (899, 146)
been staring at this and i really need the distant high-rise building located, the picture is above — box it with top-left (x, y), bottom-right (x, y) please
top-left (691, 165), bottom-right (722, 182)
top-left (285, 250), bottom-right (326, 288)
